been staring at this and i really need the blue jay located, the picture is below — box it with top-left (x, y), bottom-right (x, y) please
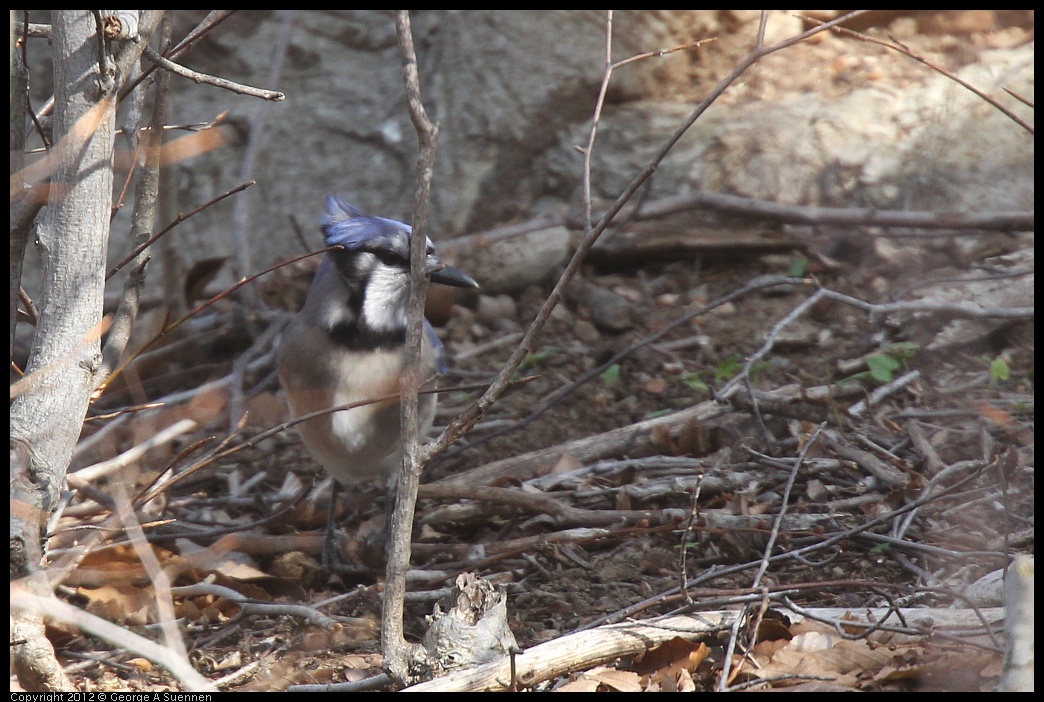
top-left (278, 195), bottom-right (478, 565)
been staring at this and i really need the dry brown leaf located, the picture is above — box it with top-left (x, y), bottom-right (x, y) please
top-left (235, 651), bottom-right (321, 692)
top-left (975, 400), bottom-right (1014, 429)
top-left (77, 583), bottom-right (155, 625)
top-left (299, 618), bottom-right (379, 652)
top-left (339, 653), bottom-right (383, 672)
top-left (872, 650), bottom-right (999, 691)
top-left (644, 378), bottom-right (668, 394)
top-left (127, 657), bottom-right (153, 672)
top-left (634, 638), bottom-right (712, 691)
top-left (750, 637), bottom-right (790, 661)
top-left (64, 541), bottom-right (189, 588)
top-left (555, 677), bottom-right (601, 692)
top-left (584, 666), bottom-right (644, 692)
top-left (183, 256), bottom-right (227, 304)
top-left (756, 616), bottom-right (793, 643)
top-left (549, 451), bottom-right (583, 476)
top-left (175, 537), bottom-right (268, 581)
top-left (675, 667), bottom-right (697, 692)
top-left (753, 629), bottom-right (910, 687)
top-left (633, 636), bottom-right (708, 676)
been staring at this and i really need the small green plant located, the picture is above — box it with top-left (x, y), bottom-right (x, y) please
top-left (518, 348), bottom-right (556, 371)
top-left (866, 353), bottom-right (902, 383)
top-left (989, 356), bottom-right (1011, 382)
top-left (676, 371), bottom-right (710, 393)
top-left (842, 342), bottom-right (920, 385)
top-left (787, 256), bottom-right (809, 278)
top-left (601, 363), bottom-right (621, 389)
top-left (714, 354), bottom-right (744, 383)
top-left (512, 348), bottom-right (558, 381)
top-left (675, 538), bottom-right (702, 552)
top-left (670, 355), bottom-right (772, 396)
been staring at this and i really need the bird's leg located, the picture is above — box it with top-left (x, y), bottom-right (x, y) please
top-left (321, 480), bottom-right (342, 570)
top-left (357, 478), bottom-right (397, 569)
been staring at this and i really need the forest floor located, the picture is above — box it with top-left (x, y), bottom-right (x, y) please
top-left (51, 12), bottom-right (1032, 693)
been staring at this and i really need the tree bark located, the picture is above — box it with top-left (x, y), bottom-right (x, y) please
top-left (11, 7), bottom-right (115, 542)
top-left (10, 10), bottom-right (117, 691)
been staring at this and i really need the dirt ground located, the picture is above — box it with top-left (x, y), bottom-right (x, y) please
top-left (52, 12), bottom-right (1032, 693)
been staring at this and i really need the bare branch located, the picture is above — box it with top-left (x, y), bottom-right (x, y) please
top-left (141, 44), bottom-right (285, 102)
top-left (386, 8), bottom-right (441, 686)
top-left (630, 189), bottom-right (1034, 233)
top-left (117, 12), bottom-right (239, 101)
top-left (107, 180), bottom-right (255, 280)
top-left (805, 15), bottom-right (1034, 135)
top-left (421, 11), bottom-right (873, 465)
top-left (11, 588), bottom-right (214, 692)
top-left (231, 11), bottom-right (295, 316)
top-left (68, 418), bottom-right (197, 487)
top-left (581, 12), bottom-right (714, 230)
top-left (10, 16), bottom-right (165, 690)
top-left (97, 16), bottom-right (172, 388)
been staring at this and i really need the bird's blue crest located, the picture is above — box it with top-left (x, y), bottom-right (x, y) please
top-left (321, 195), bottom-right (412, 251)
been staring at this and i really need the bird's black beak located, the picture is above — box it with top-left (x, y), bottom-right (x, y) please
top-left (430, 263), bottom-right (479, 289)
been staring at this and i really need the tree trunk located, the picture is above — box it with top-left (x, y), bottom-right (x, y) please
top-left (10, 10), bottom-right (116, 691)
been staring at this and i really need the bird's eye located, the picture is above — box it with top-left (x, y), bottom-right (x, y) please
top-left (373, 250), bottom-right (401, 266)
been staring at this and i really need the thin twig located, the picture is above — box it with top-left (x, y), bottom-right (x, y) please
top-left (385, 9), bottom-right (440, 685)
top-left (1002, 86), bottom-right (1033, 109)
top-left (847, 369), bottom-right (922, 418)
top-left (17, 288), bottom-right (39, 326)
top-left (107, 180), bottom-right (255, 280)
top-left (680, 472), bottom-right (704, 605)
top-left (580, 9), bottom-right (614, 232)
top-left (171, 581), bottom-right (340, 629)
top-left (232, 11), bottom-right (295, 313)
top-left (68, 418), bottom-right (197, 486)
top-left (119, 11), bottom-right (239, 100)
top-left (10, 589), bottom-right (214, 692)
top-left (717, 288), bottom-right (828, 400)
top-left (819, 287), bottom-right (1034, 320)
top-left (18, 14), bottom-right (51, 148)
top-left (719, 423), bottom-right (825, 690)
top-left (289, 674), bottom-right (393, 693)
top-left (806, 16), bottom-right (1033, 135)
top-left (631, 189), bottom-right (1034, 232)
top-left (421, 10), bottom-right (873, 466)
top-left (96, 15), bottom-right (172, 389)
top-left (112, 482), bottom-right (187, 660)
top-left (141, 44), bottom-right (284, 101)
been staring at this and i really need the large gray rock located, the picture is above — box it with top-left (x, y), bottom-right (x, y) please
top-left (155, 10), bottom-right (701, 275)
top-left (19, 12), bottom-right (1033, 304)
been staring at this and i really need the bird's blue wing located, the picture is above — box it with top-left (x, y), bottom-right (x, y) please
top-left (424, 319), bottom-right (448, 375)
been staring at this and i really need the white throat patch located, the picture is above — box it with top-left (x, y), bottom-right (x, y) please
top-left (361, 262), bottom-right (411, 332)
